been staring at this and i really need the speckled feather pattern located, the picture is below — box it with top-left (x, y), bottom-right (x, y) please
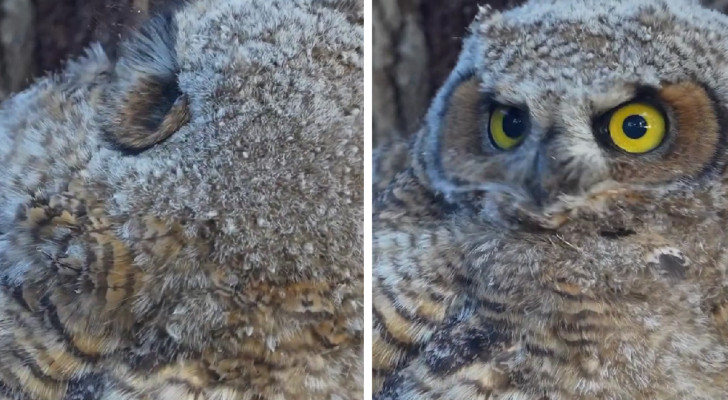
top-left (374, 0), bottom-right (728, 399)
top-left (0, 0), bottom-right (362, 399)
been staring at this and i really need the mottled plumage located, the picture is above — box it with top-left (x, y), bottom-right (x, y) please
top-left (374, 0), bottom-right (728, 398)
top-left (0, 0), bottom-right (362, 399)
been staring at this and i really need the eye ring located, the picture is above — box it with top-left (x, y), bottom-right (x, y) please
top-left (488, 105), bottom-right (529, 150)
top-left (599, 100), bottom-right (668, 154)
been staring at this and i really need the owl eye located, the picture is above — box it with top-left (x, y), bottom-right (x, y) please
top-left (605, 102), bottom-right (667, 154)
top-left (488, 105), bottom-right (529, 150)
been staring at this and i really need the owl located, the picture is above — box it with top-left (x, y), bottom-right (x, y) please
top-left (373, 0), bottom-right (728, 398)
top-left (0, 0), bottom-right (362, 399)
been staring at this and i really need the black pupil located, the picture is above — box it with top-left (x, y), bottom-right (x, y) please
top-left (503, 108), bottom-right (526, 139)
top-left (622, 114), bottom-right (648, 139)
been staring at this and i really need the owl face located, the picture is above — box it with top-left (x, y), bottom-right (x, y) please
top-left (419, 0), bottom-right (728, 214)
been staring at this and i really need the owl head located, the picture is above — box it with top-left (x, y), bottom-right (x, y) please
top-left (416, 0), bottom-right (728, 228)
top-left (0, 0), bottom-right (362, 352)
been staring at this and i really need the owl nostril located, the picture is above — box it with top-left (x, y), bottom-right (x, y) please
top-left (525, 140), bottom-right (586, 207)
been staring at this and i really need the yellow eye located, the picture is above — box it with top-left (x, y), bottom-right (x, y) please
top-left (607, 102), bottom-right (666, 154)
top-left (488, 106), bottom-right (529, 150)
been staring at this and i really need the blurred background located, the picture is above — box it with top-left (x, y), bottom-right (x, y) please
top-left (0, 0), bottom-right (179, 101)
top-left (373, 0), bottom-right (728, 148)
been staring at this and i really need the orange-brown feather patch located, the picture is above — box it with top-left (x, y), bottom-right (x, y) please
top-left (439, 78), bottom-right (500, 182)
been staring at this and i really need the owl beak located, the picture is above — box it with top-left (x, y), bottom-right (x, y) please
top-left (524, 144), bottom-right (553, 207)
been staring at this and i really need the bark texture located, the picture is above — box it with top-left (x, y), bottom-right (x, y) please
top-left (0, 0), bottom-right (34, 100)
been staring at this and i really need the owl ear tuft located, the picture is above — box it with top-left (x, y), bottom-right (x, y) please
top-left (100, 13), bottom-right (190, 153)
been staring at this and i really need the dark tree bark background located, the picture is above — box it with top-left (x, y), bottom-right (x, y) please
top-left (373, 0), bottom-right (728, 147)
top-left (0, 0), bottom-right (179, 101)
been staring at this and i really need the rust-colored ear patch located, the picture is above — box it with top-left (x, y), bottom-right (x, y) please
top-left (659, 82), bottom-right (720, 174)
top-left (437, 77), bottom-right (505, 183)
top-left (611, 82), bottom-right (720, 182)
top-left (106, 78), bottom-right (190, 152)
top-left (441, 78), bottom-right (483, 155)
top-left (101, 13), bottom-right (189, 153)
